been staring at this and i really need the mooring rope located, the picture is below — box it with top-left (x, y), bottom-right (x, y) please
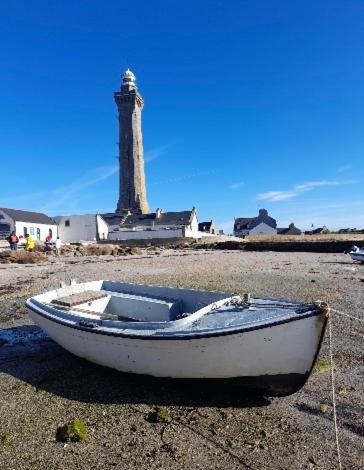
top-left (327, 311), bottom-right (343, 470)
top-left (330, 308), bottom-right (364, 323)
top-left (328, 306), bottom-right (364, 469)
top-left (209, 297), bottom-right (360, 469)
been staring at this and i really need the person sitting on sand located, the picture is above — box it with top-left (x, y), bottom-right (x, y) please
top-left (25, 233), bottom-right (35, 252)
top-left (7, 231), bottom-right (19, 251)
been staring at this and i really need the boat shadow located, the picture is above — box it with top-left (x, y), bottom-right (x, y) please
top-left (0, 325), bottom-right (271, 408)
top-left (321, 261), bottom-right (357, 265)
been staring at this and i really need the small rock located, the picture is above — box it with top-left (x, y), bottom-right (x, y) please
top-left (246, 438), bottom-right (260, 447)
top-left (308, 456), bottom-right (317, 467)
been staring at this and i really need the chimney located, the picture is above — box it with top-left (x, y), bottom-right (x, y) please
top-left (259, 208), bottom-right (268, 217)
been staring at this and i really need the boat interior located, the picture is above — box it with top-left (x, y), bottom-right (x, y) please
top-left (36, 280), bottom-right (230, 323)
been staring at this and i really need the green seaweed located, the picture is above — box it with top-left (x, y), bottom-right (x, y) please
top-left (313, 357), bottom-right (331, 373)
top-left (0, 433), bottom-right (12, 445)
top-left (149, 407), bottom-right (172, 424)
top-left (56, 419), bottom-right (88, 443)
top-left (319, 403), bottom-right (328, 413)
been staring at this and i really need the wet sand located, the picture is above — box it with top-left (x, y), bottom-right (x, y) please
top-left (0, 248), bottom-right (363, 469)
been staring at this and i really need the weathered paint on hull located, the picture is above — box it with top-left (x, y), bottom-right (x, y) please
top-left (27, 305), bottom-right (327, 396)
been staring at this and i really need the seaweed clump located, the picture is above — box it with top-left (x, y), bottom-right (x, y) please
top-left (148, 407), bottom-right (172, 424)
top-left (313, 357), bottom-right (332, 373)
top-left (56, 419), bottom-right (88, 443)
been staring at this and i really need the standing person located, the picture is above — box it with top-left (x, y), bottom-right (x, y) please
top-left (7, 231), bottom-right (19, 251)
top-left (55, 236), bottom-right (62, 256)
top-left (25, 233), bottom-right (35, 252)
top-left (45, 232), bottom-right (52, 251)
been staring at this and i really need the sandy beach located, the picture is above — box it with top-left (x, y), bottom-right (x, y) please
top-left (0, 248), bottom-right (363, 469)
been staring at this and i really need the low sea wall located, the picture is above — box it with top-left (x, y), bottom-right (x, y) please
top-left (101, 234), bottom-right (239, 248)
top-left (100, 237), bottom-right (189, 248)
top-left (198, 239), bottom-right (362, 253)
top-left (101, 235), bottom-right (363, 253)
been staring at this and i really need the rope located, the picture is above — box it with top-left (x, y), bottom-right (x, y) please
top-left (330, 308), bottom-right (364, 323)
top-left (327, 312), bottom-right (342, 470)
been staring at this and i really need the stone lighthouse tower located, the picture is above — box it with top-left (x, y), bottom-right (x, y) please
top-left (114, 69), bottom-right (149, 214)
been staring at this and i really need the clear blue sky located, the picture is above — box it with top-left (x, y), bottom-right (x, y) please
top-left (1, 1), bottom-right (363, 232)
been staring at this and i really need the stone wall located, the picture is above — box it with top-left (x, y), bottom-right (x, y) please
top-left (195, 239), bottom-right (362, 253)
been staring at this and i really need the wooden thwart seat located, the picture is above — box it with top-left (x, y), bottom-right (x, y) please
top-left (51, 290), bottom-right (108, 308)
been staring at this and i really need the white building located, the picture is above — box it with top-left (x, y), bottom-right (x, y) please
top-left (0, 208), bottom-right (57, 241)
top-left (54, 214), bottom-right (109, 243)
top-left (234, 209), bottom-right (278, 237)
top-left (104, 207), bottom-right (201, 241)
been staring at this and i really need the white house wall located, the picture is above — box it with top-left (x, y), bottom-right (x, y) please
top-left (249, 223), bottom-right (277, 236)
top-left (185, 213), bottom-right (200, 238)
top-left (15, 221), bottom-right (58, 241)
top-left (97, 216), bottom-right (109, 241)
top-left (107, 214), bottom-right (201, 241)
top-left (55, 214), bottom-right (99, 242)
top-left (108, 228), bottom-right (184, 240)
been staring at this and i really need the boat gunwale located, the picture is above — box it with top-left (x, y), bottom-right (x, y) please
top-left (26, 298), bottom-right (324, 341)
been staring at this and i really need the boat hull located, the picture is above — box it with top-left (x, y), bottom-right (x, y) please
top-left (27, 304), bottom-right (327, 396)
top-left (349, 252), bottom-right (364, 263)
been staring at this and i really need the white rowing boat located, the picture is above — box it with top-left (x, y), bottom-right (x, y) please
top-left (348, 246), bottom-right (364, 263)
top-left (26, 280), bottom-right (328, 396)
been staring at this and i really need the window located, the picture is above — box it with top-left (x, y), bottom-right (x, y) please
top-left (49, 229), bottom-right (53, 238)
top-left (36, 228), bottom-right (41, 240)
top-left (29, 227), bottom-right (34, 235)
top-left (65, 220), bottom-right (70, 227)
